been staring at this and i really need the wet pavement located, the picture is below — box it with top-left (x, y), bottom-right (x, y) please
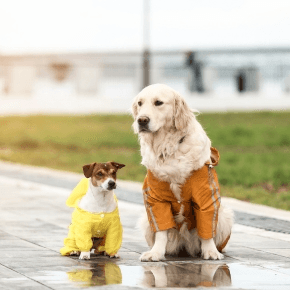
top-left (0, 161), bottom-right (290, 233)
top-left (0, 167), bottom-right (290, 289)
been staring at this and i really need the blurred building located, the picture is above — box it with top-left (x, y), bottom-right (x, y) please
top-left (1, 48), bottom-right (290, 114)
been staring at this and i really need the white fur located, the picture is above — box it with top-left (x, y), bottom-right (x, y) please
top-left (132, 84), bottom-right (234, 261)
top-left (140, 231), bottom-right (167, 261)
top-left (79, 251), bottom-right (90, 260)
top-left (77, 177), bottom-right (118, 259)
top-left (78, 178), bottom-right (117, 214)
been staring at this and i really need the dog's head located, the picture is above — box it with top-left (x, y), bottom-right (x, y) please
top-left (131, 84), bottom-right (194, 134)
top-left (82, 161), bottom-right (125, 191)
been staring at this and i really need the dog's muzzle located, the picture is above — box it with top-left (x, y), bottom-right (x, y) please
top-left (137, 116), bottom-right (150, 132)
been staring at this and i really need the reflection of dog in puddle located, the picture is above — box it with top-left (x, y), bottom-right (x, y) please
top-left (141, 263), bottom-right (231, 288)
top-left (67, 262), bottom-right (122, 287)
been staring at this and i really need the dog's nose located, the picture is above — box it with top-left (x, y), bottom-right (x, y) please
top-left (138, 116), bottom-right (150, 126)
top-left (108, 180), bottom-right (116, 189)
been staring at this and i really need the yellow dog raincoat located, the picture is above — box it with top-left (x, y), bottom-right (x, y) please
top-left (60, 178), bottom-right (122, 256)
top-left (143, 147), bottom-right (230, 251)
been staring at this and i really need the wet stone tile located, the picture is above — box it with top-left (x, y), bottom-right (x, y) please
top-left (0, 240), bottom-right (45, 251)
top-left (0, 250), bottom-right (60, 259)
top-left (32, 241), bottom-right (63, 252)
top-left (1, 256), bottom-right (80, 271)
top-left (0, 265), bottom-right (27, 279)
top-left (226, 246), bottom-right (290, 264)
top-left (262, 248), bottom-right (290, 259)
top-left (0, 231), bottom-right (19, 240)
top-left (121, 241), bottom-right (149, 253)
top-left (0, 279), bottom-right (50, 290)
top-left (231, 233), bottom-right (290, 249)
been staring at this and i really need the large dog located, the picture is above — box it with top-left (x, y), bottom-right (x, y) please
top-left (131, 84), bottom-right (234, 261)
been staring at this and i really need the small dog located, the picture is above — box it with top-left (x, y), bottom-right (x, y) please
top-left (60, 161), bottom-right (125, 260)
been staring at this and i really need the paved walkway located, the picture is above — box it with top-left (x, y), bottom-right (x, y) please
top-left (0, 165), bottom-right (290, 289)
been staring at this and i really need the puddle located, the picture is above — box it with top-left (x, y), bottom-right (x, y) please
top-left (32, 260), bottom-right (290, 289)
top-left (120, 263), bottom-right (231, 288)
top-left (35, 262), bottom-right (232, 288)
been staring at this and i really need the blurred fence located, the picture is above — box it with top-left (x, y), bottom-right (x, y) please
top-left (1, 49), bottom-right (290, 114)
top-left (1, 49), bottom-right (290, 99)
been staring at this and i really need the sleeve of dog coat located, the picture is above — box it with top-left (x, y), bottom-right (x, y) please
top-left (103, 215), bottom-right (123, 256)
top-left (144, 193), bottom-right (176, 232)
top-left (191, 166), bottom-right (220, 240)
top-left (66, 178), bottom-right (89, 208)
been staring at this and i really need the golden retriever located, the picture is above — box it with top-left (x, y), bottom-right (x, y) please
top-left (131, 84), bottom-right (234, 261)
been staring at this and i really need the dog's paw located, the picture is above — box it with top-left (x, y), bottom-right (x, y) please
top-left (140, 250), bottom-right (165, 262)
top-left (79, 251), bottom-right (90, 260)
top-left (109, 253), bottom-right (120, 259)
top-left (202, 249), bottom-right (224, 260)
top-left (69, 251), bottom-right (80, 256)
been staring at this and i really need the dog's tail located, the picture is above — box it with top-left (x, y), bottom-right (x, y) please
top-left (215, 205), bottom-right (234, 253)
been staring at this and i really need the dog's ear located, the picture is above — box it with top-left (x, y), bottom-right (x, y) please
top-left (173, 92), bottom-right (193, 130)
top-left (110, 162), bottom-right (126, 171)
top-left (131, 98), bottom-right (138, 120)
top-left (82, 163), bottom-right (97, 178)
top-left (131, 98), bottom-right (140, 134)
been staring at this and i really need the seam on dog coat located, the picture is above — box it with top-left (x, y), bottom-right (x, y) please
top-left (143, 147), bottom-right (223, 241)
top-left (60, 178), bottom-right (122, 256)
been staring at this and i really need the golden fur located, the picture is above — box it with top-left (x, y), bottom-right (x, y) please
top-left (132, 84), bottom-right (234, 261)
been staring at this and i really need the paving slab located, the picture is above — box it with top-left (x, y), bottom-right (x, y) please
top-left (0, 173), bottom-right (290, 289)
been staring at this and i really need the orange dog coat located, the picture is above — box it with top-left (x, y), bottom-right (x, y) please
top-left (143, 148), bottom-right (227, 245)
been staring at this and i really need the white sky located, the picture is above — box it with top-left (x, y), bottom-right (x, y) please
top-left (0, 0), bottom-right (289, 54)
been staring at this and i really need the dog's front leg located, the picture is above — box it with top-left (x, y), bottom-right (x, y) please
top-left (79, 251), bottom-right (91, 260)
top-left (140, 230), bottom-right (167, 262)
top-left (200, 238), bottom-right (223, 260)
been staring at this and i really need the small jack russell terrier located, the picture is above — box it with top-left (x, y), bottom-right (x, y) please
top-left (60, 161), bottom-right (125, 260)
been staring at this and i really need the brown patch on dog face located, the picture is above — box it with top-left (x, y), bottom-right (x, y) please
top-left (82, 161), bottom-right (125, 187)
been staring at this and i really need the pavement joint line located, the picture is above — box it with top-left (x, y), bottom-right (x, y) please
top-left (121, 246), bottom-right (142, 254)
top-left (0, 262), bottom-right (54, 290)
top-left (0, 229), bottom-right (60, 255)
top-left (239, 245), bottom-right (290, 261)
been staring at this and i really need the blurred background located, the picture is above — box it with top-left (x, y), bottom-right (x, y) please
top-left (0, 0), bottom-right (289, 209)
top-left (1, 0), bottom-right (290, 113)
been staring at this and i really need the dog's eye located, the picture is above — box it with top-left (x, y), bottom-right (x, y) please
top-left (155, 100), bottom-right (163, 106)
top-left (97, 172), bottom-right (103, 177)
top-left (138, 101), bottom-right (142, 106)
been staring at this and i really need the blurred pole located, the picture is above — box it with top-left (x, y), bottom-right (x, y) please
top-left (142, 0), bottom-right (150, 89)
top-left (186, 51), bottom-right (204, 93)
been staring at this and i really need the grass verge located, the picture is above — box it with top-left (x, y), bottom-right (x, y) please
top-left (0, 112), bottom-right (289, 210)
